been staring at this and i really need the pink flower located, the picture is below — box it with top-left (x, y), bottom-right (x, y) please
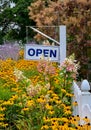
top-left (60, 54), bottom-right (80, 79)
top-left (37, 59), bottom-right (56, 75)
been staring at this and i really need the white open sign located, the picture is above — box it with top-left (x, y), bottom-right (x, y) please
top-left (25, 45), bottom-right (59, 62)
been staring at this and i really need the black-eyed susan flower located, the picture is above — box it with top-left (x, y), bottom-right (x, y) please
top-left (72, 101), bottom-right (78, 106)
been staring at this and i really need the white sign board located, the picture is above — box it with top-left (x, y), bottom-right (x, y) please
top-left (25, 45), bottom-right (60, 62)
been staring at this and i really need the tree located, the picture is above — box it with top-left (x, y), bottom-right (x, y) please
top-left (0, 1), bottom-right (10, 44)
top-left (0, 0), bottom-right (35, 44)
top-left (28, 0), bottom-right (91, 79)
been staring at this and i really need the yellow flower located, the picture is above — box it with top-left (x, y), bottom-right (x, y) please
top-left (10, 95), bottom-right (18, 100)
top-left (82, 116), bottom-right (90, 124)
top-left (37, 98), bottom-right (46, 104)
top-left (22, 107), bottom-right (29, 111)
top-left (0, 117), bottom-right (5, 121)
top-left (52, 96), bottom-right (59, 100)
top-left (43, 118), bottom-right (51, 123)
top-left (0, 107), bottom-right (6, 111)
top-left (64, 106), bottom-right (71, 111)
top-left (26, 100), bottom-right (34, 107)
top-left (64, 110), bottom-right (72, 115)
top-left (52, 93), bottom-right (58, 97)
top-left (0, 122), bottom-right (8, 127)
top-left (74, 115), bottom-right (80, 121)
top-left (48, 110), bottom-right (55, 115)
top-left (50, 121), bottom-right (59, 130)
top-left (0, 114), bottom-right (5, 117)
top-left (51, 118), bottom-right (58, 122)
top-left (47, 90), bottom-right (53, 94)
top-left (41, 125), bottom-right (49, 130)
top-left (61, 103), bottom-right (66, 108)
top-left (58, 117), bottom-right (69, 123)
top-left (61, 88), bottom-right (66, 93)
top-left (66, 93), bottom-right (74, 97)
top-left (11, 87), bottom-right (19, 92)
top-left (51, 120), bottom-right (59, 126)
top-left (55, 100), bottom-right (61, 104)
top-left (45, 104), bottom-right (53, 110)
top-left (72, 101), bottom-right (78, 106)
top-left (83, 123), bottom-right (91, 130)
top-left (19, 49), bottom-right (24, 58)
top-left (0, 100), bottom-right (3, 103)
top-left (2, 101), bottom-right (14, 106)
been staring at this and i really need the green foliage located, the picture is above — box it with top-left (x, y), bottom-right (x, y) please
top-left (0, 0), bottom-right (35, 43)
top-left (23, 68), bottom-right (39, 79)
top-left (0, 31), bottom-right (3, 44)
top-left (0, 87), bottom-right (13, 100)
top-left (0, 79), bottom-right (14, 100)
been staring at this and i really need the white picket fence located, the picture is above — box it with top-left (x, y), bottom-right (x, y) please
top-left (72, 79), bottom-right (91, 125)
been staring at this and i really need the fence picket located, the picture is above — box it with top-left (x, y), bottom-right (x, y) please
top-left (73, 80), bottom-right (91, 125)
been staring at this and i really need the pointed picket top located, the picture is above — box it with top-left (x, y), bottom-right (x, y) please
top-left (81, 79), bottom-right (90, 91)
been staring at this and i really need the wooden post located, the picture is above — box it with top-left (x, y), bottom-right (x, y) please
top-left (59, 25), bottom-right (66, 64)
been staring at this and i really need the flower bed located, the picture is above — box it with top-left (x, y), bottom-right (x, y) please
top-left (0, 50), bottom-right (90, 130)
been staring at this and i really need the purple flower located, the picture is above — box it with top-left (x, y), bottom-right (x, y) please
top-left (0, 43), bottom-right (20, 60)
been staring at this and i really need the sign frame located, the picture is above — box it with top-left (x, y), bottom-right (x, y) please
top-left (25, 25), bottom-right (66, 64)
